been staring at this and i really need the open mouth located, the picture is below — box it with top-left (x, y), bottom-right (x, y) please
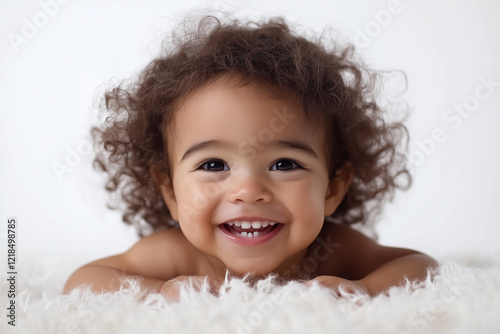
top-left (218, 221), bottom-right (283, 245)
top-left (223, 221), bottom-right (279, 237)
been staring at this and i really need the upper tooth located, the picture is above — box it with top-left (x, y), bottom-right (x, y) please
top-left (241, 222), bottom-right (252, 229)
top-left (229, 220), bottom-right (278, 228)
top-left (251, 221), bottom-right (262, 229)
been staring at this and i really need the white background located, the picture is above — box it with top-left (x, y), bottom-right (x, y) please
top-left (1, 0), bottom-right (499, 271)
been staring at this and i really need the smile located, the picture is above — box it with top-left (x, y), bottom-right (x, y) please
top-left (218, 220), bottom-right (283, 246)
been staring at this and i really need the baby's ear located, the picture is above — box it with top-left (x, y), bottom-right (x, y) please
top-left (324, 163), bottom-right (354, 216)
top-left (150, 165), bottom-right (179, 222)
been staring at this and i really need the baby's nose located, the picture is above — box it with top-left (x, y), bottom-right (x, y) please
top-left (226, 174), bottom-right (272, 204)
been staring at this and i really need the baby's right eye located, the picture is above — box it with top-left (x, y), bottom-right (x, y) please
top-left (196, 159), bottom-right (229, 172)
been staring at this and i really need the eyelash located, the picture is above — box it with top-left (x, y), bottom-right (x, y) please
top-left (194, 158), bottom-right (306, 172)
top-left (270, 158), bottom-right (305, 171)
top-left (194, 158), bottom-right (228, 172)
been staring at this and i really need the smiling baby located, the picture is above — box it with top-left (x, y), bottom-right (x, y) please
top-left (64, 15), bottom-right (437, 300)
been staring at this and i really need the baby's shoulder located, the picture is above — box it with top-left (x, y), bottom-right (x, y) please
top-left (314, 223), bottom-right (420, 280)
top-left (312, 223), bottom-right (380, 278)
top-left (124, 228), bottom-right (202, 279)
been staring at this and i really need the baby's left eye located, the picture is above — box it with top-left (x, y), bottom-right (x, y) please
top-left (270, 159), bottom-right (301, 171)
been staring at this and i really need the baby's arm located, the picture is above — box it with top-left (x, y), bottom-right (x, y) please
top-left (63, 255), bottom-right (166, 293)
top-left (63, 229), bottom-right (203, 299)
top-left (310, 224), bottom-right (438, 296)
top-left (353, 252), bottom-right (437, 296)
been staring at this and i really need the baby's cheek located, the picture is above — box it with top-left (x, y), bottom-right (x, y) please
top-left (176, 184), bottom-right (221, 227)
top-left (176, 197), bottom-right (214, 247)
top-left (286, 182), bottom-right (325, 246)
top-left (295, 182), bottom-right (325, 216)
top-left (180, 184), bottom-right (212, 210)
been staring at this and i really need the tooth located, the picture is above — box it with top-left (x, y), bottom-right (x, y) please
top-left (227, 222), bottom-right (234, 226)
top-left (241, 222), bottom-right (252, 229)
top-left (234, 221), bottom-right (241, 227)
top-left (261, 222), bottom-right (269, 228)
top-left (251, 221), bottom-right (262, 229)
top-left (247, 232), bottom-right (253, 238)
top-left (240, 232), bottom-right (248, 237)
top-left (270, 222), bottom-right (276, 226)
top-left (253, 231), bottom-right (259, 237)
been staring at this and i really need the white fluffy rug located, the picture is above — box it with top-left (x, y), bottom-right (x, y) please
top-left (2, 255), bottom-right (500, 334)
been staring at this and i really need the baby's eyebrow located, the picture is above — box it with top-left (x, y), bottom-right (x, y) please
top-left (180, 139), bottom-right (319, 162)
top-left (181, 140), bottom-right (229, 162)
top-left (273, 140), bottom-right (319, 159)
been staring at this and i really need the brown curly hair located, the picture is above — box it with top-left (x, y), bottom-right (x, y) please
top-left (92, 15), bottom-right (411, 237)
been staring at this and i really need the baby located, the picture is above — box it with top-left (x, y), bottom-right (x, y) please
top-left (64, 15), bottom-right (437, 300)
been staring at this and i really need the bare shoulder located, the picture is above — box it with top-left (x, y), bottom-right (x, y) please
top-left (89, 228), bottom-right (201, 280)
top-left (314, 222), bottom-right (420, 280)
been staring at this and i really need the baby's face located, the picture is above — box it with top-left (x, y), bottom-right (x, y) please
top-left (161, 77), bottom-right (345, 276)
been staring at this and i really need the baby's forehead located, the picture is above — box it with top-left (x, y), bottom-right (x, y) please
top-left (168, 75), bottom-right (326, 131)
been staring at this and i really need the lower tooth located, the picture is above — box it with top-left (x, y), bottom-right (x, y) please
top-left (240, 232), bottom-right (257, 238)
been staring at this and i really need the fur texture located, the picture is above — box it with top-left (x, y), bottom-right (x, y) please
top-left (2, 256), bottom-right (500, 334)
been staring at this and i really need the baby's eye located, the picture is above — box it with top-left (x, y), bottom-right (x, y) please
top-left (197, 159), bottom-right (229, 172)
top-left (270, 159), bottom-right (302, 171)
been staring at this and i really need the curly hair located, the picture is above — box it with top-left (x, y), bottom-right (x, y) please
top-left (92, 14), bottom-right (411, 236)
